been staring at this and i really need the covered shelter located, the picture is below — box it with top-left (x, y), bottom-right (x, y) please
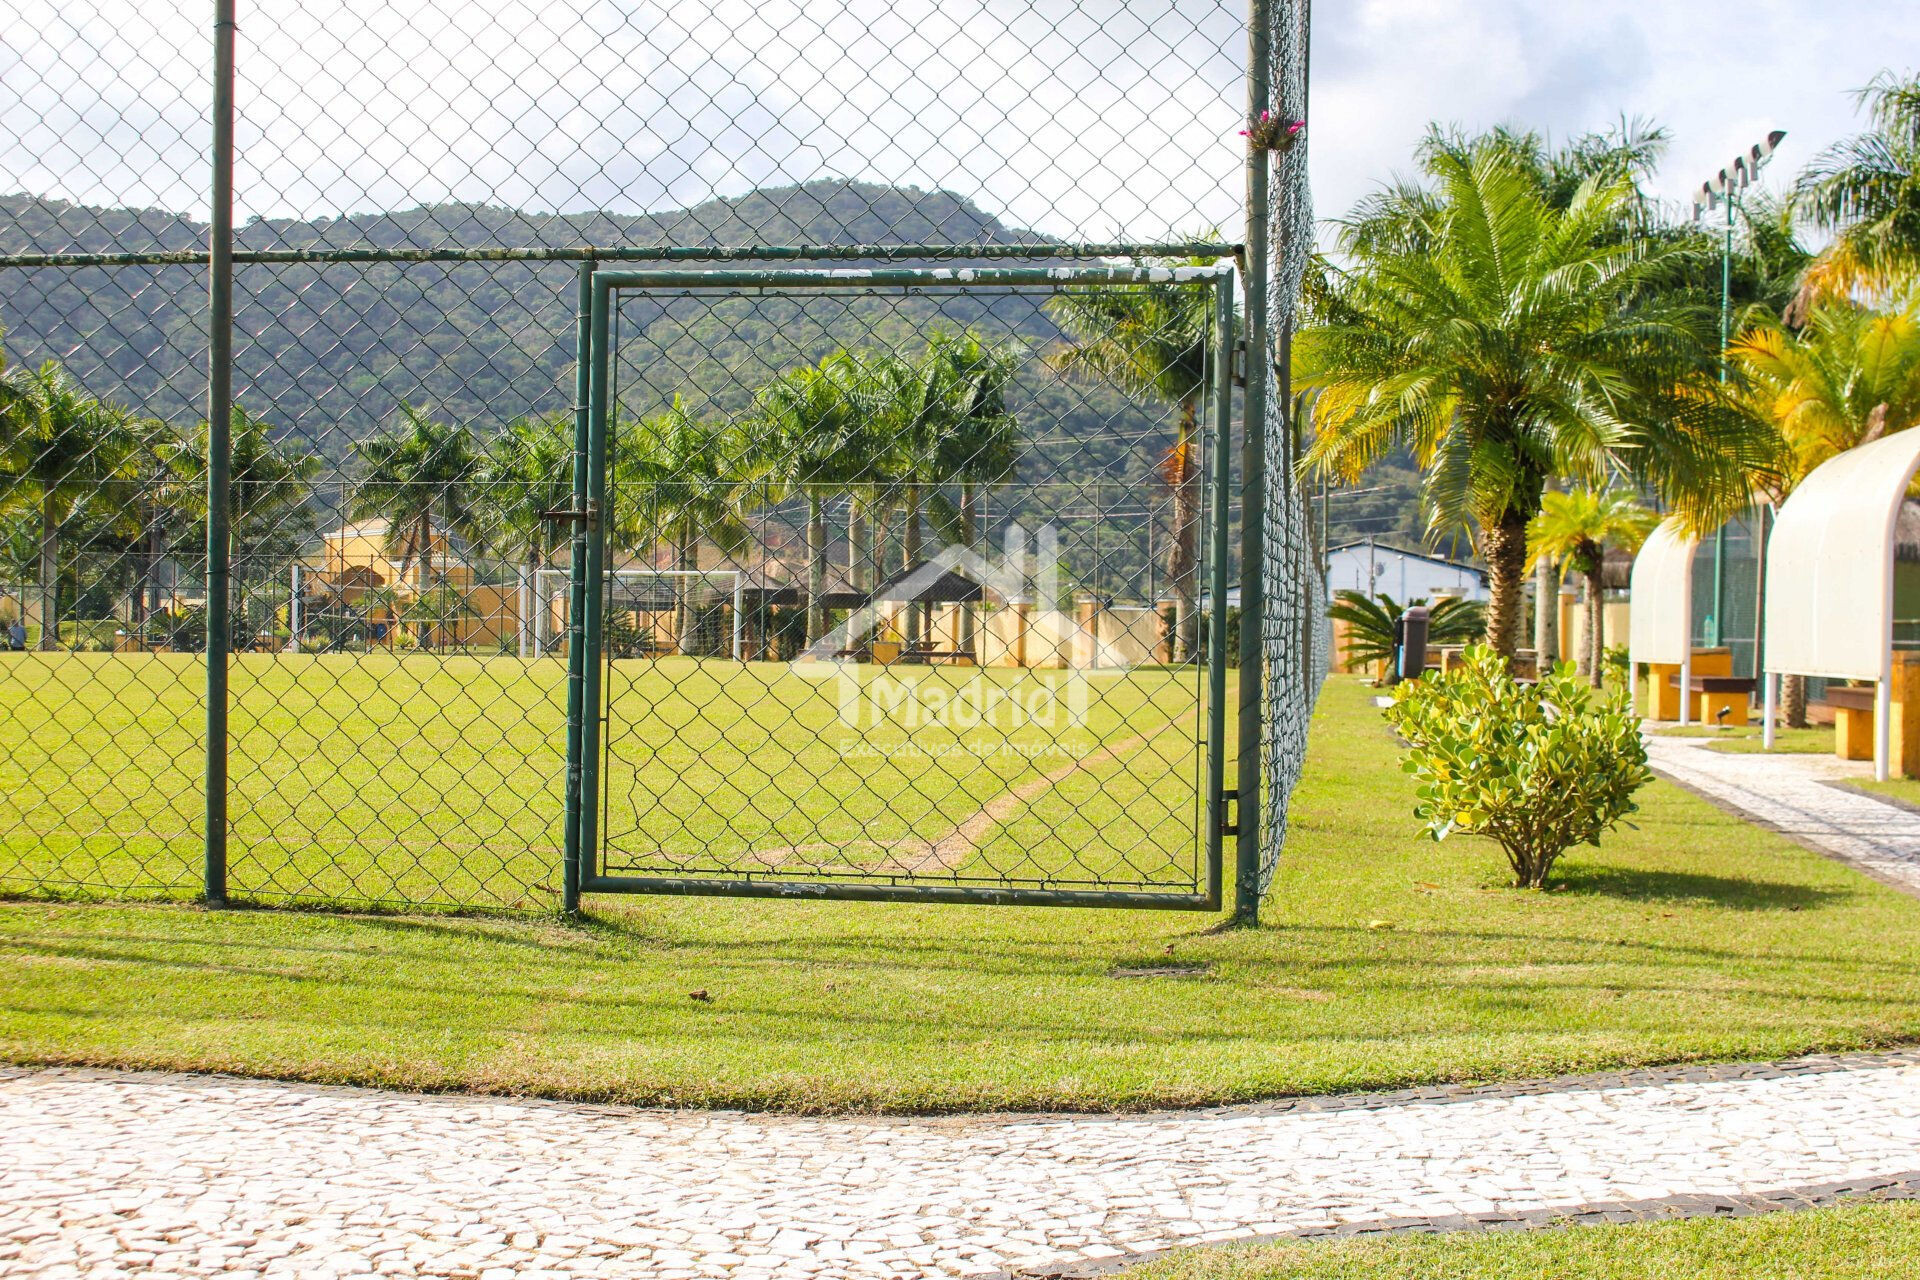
top-left (1627, 518), bottom-right (1700, 724)
top-left (1762, 426), bottom-right (1920, 780)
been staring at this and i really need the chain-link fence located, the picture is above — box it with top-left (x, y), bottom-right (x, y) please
top-left (1, 0), bottom-right (1312, 914)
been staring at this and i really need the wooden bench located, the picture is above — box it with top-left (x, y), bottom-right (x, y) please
top-left (1667, 674), bottom-right (1755, 727)
top-left (1827, 685), bottom-right (1877, 759)
top-left (902, 647), bottom-right (977, 667)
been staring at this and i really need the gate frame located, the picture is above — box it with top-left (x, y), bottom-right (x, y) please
top-left (563, 264), bottom-right (1240, 913)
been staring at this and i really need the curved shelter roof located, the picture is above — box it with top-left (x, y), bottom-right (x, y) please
top-left (1765, 426), bottom-right (1920, 682)
top-left (1628, 518), bottom-right (1697, 667)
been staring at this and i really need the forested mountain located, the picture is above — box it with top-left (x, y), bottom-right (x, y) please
top-left (0, 180), bottom-right (1164, 491)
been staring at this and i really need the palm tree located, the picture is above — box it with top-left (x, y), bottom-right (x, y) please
top-left (858, 332), bottom-right (1023, 650)
top-left (617, 397), bottom-right (751, 654)
top-left (166, 405), bottom-right (322, 622)
top-left (1046, 269), bottom-right (1214, 660)
top-left (923, 330), bottom-right (1024, 656)
top-left (1732, 303), bottom-right (1920, 484)
top-left (480, 414), bottom-right (572, 657)
top-left (1299, 150), bottom-right (1775, 660)
top-left (748, 354), bottom-right (874, 645)
top-left (1730, 299), bottom-right (1920, 723)
top-left (348, 404), bottom-right (483, 596)
top-left (0, 362), bottom-right (139, 649)
top-left (1793, 71), bottom-right (1920, 309)
top-left (1525, 487), bottom-right (1657, 686)
top-left (1326, 590), bottom-right (1487, 675)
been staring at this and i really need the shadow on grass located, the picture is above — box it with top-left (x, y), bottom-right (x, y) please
top-left (1556, 864), bottom-right (1852, 911)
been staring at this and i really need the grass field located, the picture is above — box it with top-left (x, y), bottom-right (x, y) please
top-left (3, 675), bottom-right (1919, 1111)
top-left (1134, 1201), bottom-right (1920, 1279)
top-left (0, 651), bottom-right (1213, 907)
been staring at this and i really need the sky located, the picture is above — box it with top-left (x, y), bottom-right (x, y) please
top-left (1311, 0), bottom-right (1918, 227)
top-left (1, 0), bottom-right (1913, 243)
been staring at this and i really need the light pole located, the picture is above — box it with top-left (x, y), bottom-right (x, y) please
top-left (1690, 130), bottom-right (1786, 651)
top-left (1692, 130), bottom-right (1786, 387)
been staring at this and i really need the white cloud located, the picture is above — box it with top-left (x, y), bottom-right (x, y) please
top-left (1307, 0), bottom-right (1918, 227)
top-left (2, 0), bottom-right (1914, 245)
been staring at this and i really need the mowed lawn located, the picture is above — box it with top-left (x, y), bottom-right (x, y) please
top-left (0, 651), bottom-right (1211, 906)
top-left (0, 671), bottom-right (1918, 1110)
top-left (1134, 1201), bottom-right (1920, 1279)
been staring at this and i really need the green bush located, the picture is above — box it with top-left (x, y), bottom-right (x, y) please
top-left (1328, 591), bottom-right (1487, 673)
top-left (59, 619), bottom-right (120, 652)
top-left (1384, 644), bottom-right (1652, 889)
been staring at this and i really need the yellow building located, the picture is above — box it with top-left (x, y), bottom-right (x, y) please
top-left (294, 518), bottom-right (516, 650)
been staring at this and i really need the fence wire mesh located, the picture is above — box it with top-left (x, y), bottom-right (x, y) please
top-left (1, 0), bottom-right (1311, 913)
top-left (585, 274), bottom-right (1227, 902)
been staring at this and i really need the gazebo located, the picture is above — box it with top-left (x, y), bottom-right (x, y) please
top-left (1762, 426), bottom-right (1920, 780)
top-left (1627, 518), bottom-right (1699, 725)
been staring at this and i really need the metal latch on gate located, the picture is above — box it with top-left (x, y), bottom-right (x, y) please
top-left (539, 498), bottom-right (600, 531)
top-left (1231, 340), bottom-right (1248, 389)
top-left (1218, 788), bottom-right (1239, 837)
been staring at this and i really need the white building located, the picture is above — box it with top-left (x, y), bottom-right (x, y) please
top-left (1325, 539), bottom-right (1488, 602)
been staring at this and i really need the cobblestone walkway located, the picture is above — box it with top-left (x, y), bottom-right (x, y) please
top-left (1644, 733), bottom-right (1920, 895)
top-left (6, 1054), bottom-right (1920, 1279)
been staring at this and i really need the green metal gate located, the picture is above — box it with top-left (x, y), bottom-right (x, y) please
top-left (561, 265), bottom-right (1240, 911)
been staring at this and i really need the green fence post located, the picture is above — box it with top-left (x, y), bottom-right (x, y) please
top-left (203, 0), bottom-right (236, 908)
top-left (561, 256), bottom-right (593, 916)
top-left (1232, 0), bottom-right (1273, 927)
top-left (573, 275), bottom-right (613, 897)
top-left (1203, 279), bottom-right (1237, 912)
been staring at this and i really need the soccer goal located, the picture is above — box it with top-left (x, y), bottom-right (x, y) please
top-left (533, 568), bottom-right (747, 660)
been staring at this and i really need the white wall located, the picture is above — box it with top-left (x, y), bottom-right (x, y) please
top-left (1325, 544), bottom-right (1488, 602)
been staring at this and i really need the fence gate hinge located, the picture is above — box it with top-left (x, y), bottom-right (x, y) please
top-left (539, 498), bottom-right (600, 531)
top-left (1218, 787), bottom-right (1240, 836)
top-left (1231, 340), bottom-right (1248, 388)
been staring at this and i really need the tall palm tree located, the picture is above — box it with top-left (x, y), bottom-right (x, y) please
top-left (1525, 486), bottom-right (1657, 685)
top-left (1731, 302), bottom-right (1920, 484)
top-left (166, 403), bottom-right (322, 582)
top-left (617, 397), bottom-right (751, 653)
top-left (1794, 71), bottom-right (1920, 309)
top-left (1731, 299), bottom-right (1920, 724)
top-left (1299, 150), bottom-right (1775, 660)
top-left (1046, 269), bottom-right (1214, 660)
top-left (862, 333), bottom-right (1023, 649)
top-left (348, 404), bottom-right (483, 596)
top-left (0, 362), bottom-right (139, 649)
top-left (922, 330), bottom-right (1023, 656)
top-left (748, 354), bottom-right (873, 645)
top-left (480, 413), bottom-right (572, 657)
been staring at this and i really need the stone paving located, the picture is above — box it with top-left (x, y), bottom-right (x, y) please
top-left (1643, 732), bottom-right (1920, 895)
top-left (6, 1053), bottom-right (1920, 1279)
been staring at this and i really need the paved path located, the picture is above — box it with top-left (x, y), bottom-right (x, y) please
top-left (1644, 733), bottom-right (1920, 895)
top-left (6, 1054), bottom-right (1920, 1279)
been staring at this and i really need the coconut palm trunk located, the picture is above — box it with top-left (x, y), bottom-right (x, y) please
top-left (142, 512), bottom-right (165, 631)
top-left (1169, 396), bottom-right (1201, 662)
top-left (1482, 509), bottom-right (1530, 661)
top-left (674, 526), bottom-right (698, 654)
top-left (849, 500), bottom-right (870, 593)
top-left (522, 545), bottom-right (546, 659)
top-left (1583, 563), bottom-right (1606, 687)
top-left (37, 492), bottom-right (59, 651)
top-left (958, 484), bottom-right (980, 660)
top-left (806, 492), bottom-right (827, 646)
top-left (1533, 554), bottom-right (1560, 666)
top-left (903, 482), bottom-right (924, 652)
top-left (1782, 674), bottom-right (1809, 728)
